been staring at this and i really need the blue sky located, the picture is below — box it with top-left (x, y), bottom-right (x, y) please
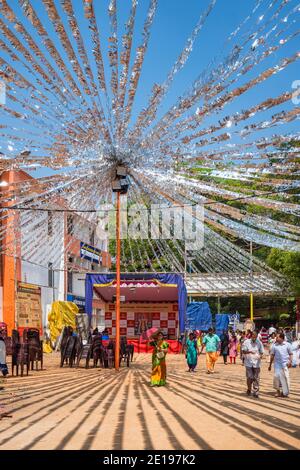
top-left (0, 0), bottom-right (299, 176)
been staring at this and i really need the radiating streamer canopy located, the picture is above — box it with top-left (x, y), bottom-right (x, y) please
top-left (0, 0), bottom-right (299, 292)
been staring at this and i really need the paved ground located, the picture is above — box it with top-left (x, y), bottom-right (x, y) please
top-left (0, 352), bottom-right (299, 450)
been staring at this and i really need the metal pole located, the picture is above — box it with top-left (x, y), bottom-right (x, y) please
top-left (188, 260), bottom-right (192, 304)
top-left (115, 191), bottom-right (121, 371)
top-left (249, 240), bottom-right (254, 321)
top-left (14, 236), bottom-right (18, 330)
top-left (250, 293), bottom-right (254, 322)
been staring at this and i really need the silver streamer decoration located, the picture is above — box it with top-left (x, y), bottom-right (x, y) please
top-left (0, 0), bottom-right (299, 281)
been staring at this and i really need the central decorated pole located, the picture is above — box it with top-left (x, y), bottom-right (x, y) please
top-left (112, 165), bottom-right (129, 371)
top-left (115, 191), bottom-right (121, 371)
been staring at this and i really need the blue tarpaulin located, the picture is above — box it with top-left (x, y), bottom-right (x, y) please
top-left (186, 302), bottom-right (212, 331)
top-left (85, 273), bottom-right (187, 333)
top-left (215, 314), bottom-right (230, 336)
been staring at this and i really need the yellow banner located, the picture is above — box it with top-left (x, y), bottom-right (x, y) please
top-left (47, 301), bottom-right (79, 347)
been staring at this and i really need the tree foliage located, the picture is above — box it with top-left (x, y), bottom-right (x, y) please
top-left (266, 249), bottom-right (300, 296)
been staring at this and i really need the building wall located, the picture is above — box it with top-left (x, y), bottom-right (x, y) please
top-left (68, 215), bottom-right (108, 253)
top-left (21, 261), bottom-right (65, 330)
top-left (0, 171), bottom-right (111, 333)
top-left (71, 218), bottom-right (92, 246)
top-left (67, 256), bottom-right (109, 304)
top-left (1, 170), bottom-right (25, 332)
top-left (105, 302), bottom-right (178, 339)
top-left (66, 216), bottom-right (111, 303)
top-left (20, 209), bottom-right (65, 330)
top-left (72, 273), bottom-right (85, 297)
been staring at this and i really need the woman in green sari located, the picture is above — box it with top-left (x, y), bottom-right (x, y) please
top-left (149, 331), bottom-right (169, 386)
top-left (185, 332), bottom-right (199, 372)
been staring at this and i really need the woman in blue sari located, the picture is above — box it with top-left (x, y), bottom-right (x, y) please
top-left (185, 332), bottom-right (199, 372)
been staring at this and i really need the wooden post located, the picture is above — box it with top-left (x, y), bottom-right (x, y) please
top-left (115, 191), bottom-right (121, 371)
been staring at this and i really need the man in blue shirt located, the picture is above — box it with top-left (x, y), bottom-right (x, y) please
top-left (269, 332), bottom-right (293, 397)
top-left (201, 328), bottom-right (220, 374)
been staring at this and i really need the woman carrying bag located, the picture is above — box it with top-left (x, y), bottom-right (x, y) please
top-left (149, 330), bottom-right (169, 387)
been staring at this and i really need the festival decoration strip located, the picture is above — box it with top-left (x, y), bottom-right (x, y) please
top-left (0, 0), bottom-right (299, 279)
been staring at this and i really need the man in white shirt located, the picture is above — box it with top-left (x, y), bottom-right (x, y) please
top-left (242, 330), bottom-right (264, 398)
top-left (268, 332), bottom-right (293, 397)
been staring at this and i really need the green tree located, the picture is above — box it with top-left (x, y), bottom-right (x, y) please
top-left (266, 249), bottom-right (300, 296)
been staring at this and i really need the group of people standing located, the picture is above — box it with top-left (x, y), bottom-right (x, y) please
top-left (219, 330), bottom-right (239, 364)
top-left (184, 328), bottom-right (243, 373)
top-left (1, 322), bottom-right (298, 401)
top-left (149, 326), bottom-right (299, 400)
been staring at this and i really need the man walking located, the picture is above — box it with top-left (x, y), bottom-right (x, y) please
top-left (242, 330), bottom-right (264, 398)
top-left (268, 332), bottom-right (293, 397)
top-left (201, 328), bottom-right (220, 374)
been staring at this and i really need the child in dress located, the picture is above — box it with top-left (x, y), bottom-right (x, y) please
top-left (229, 334), bottom-right (238, 364)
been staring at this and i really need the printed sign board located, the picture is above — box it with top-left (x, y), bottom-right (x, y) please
top-left (67, 294), bottom-right (85, 312)
top-left (80, 242), bottom-right (102, 264)
top-left (16, 282), bottom-right (42, 329)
